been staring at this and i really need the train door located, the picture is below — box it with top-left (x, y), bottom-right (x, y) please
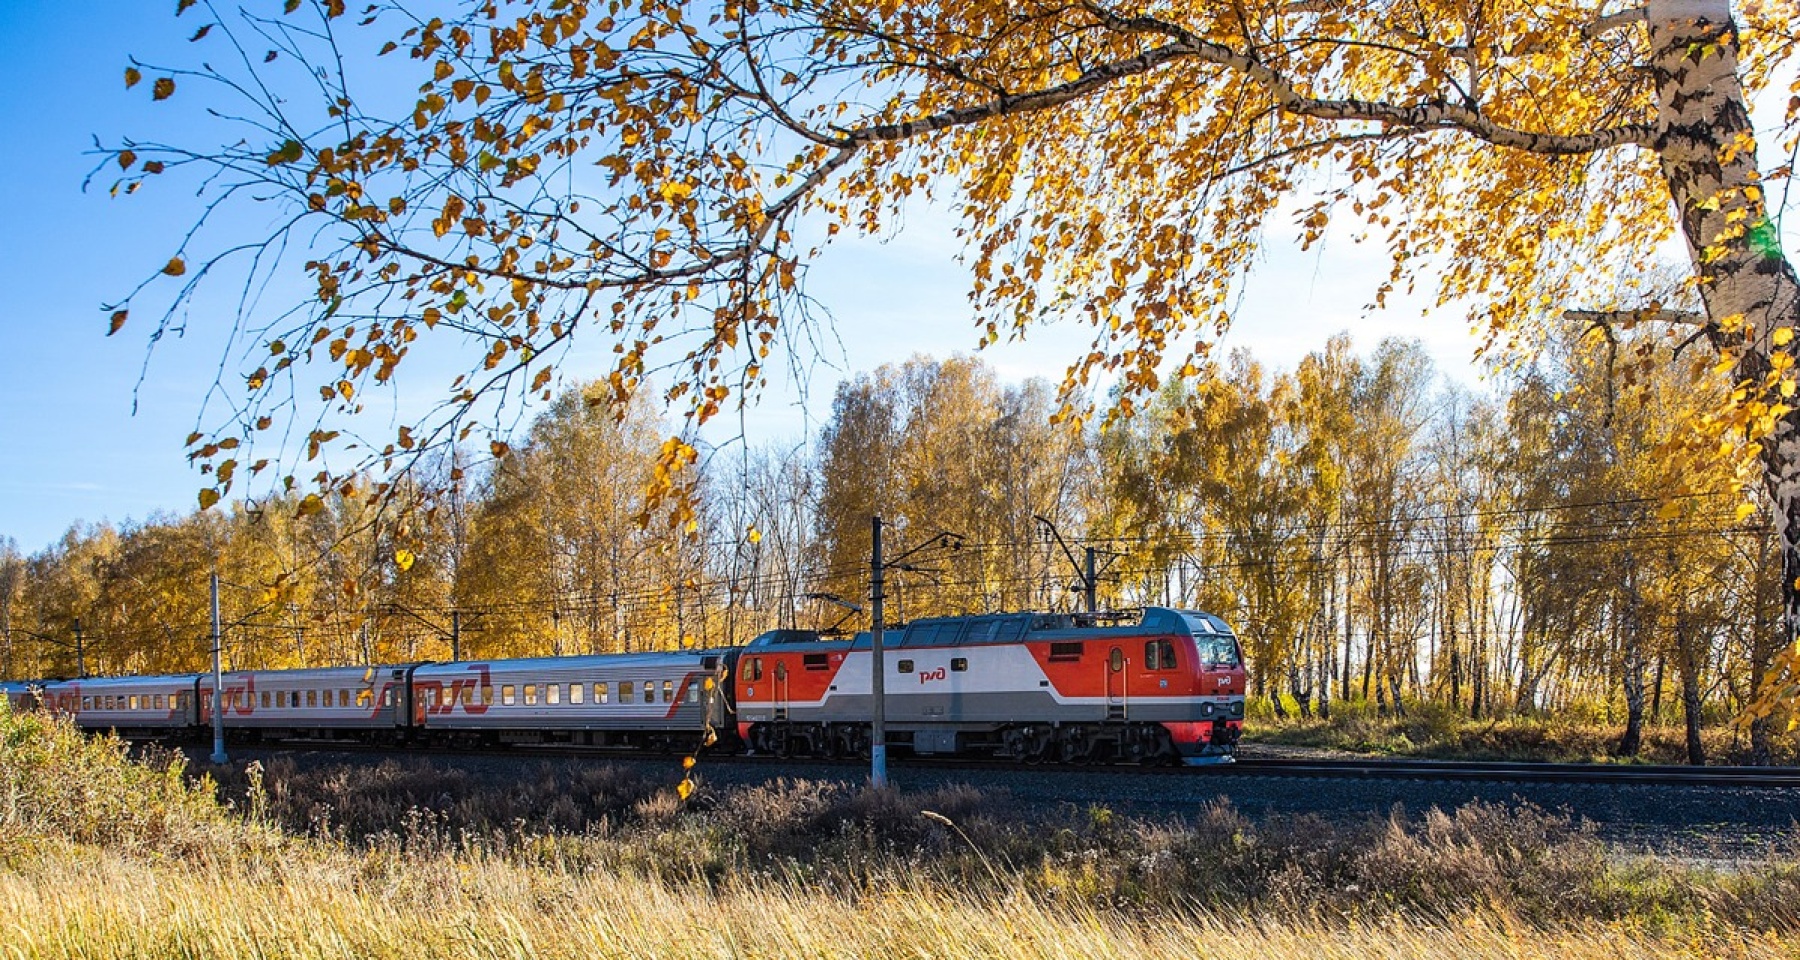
top-left (1106, 646), bottom-right (1127, 720)
top-left (772, 660), bottom-right (789, 722)
top-left (393, 668), bottom-right (415, 730)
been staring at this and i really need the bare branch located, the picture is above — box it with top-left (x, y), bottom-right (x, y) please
top-left (1564, 307), bottom-right (1707, 327)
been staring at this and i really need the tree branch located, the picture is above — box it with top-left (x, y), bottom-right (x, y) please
top-left (1583, 7), bottom-right (1647, 40)
top-left (1563, 307), bottom-right (1706, 327)
top-left (838, 4), bottom-right (1656, 156)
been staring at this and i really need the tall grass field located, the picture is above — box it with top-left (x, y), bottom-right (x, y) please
top-left (3, 700), bottom-right (1798, 959)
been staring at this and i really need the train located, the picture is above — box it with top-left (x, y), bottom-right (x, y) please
top-left (1, 606), bottom-right (1246, 764)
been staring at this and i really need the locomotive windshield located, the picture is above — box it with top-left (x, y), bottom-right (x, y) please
top-left (1195, 635), bottom-right (1241, 666)
top-left (1172, 610), bottom-right (1241, 666)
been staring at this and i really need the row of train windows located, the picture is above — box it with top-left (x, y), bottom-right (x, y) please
top-left (419, 680), bottom-right (701, 709)
top-left (82, 694), bottom-right (187, 711)
top-left (240, 689), bottom-right (378, 710)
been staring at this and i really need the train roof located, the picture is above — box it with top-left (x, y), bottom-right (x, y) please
top-left (415, 648), bottom-right (733, 675)
top-left (44, 674), bottom-right (202, 689)
top-left (744, 606), bottom-right (1236, 651)
top-left (220, 664), bottom-right (407, 682)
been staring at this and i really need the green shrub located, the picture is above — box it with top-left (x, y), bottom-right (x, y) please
top-left (0, 698), bottom-right (269, 860)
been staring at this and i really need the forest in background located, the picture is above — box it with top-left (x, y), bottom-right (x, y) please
top-left (0, 327), bottom-right (1785, 762)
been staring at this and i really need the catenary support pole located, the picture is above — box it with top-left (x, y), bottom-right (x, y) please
top-left (870, 515), bottom-right (888, 790)
top-left (210, 572), bottom-right (229, 765)
top-left (1085, 546), bottom-right (1097, 614)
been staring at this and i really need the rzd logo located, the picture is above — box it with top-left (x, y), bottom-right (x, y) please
top-left (918, 667), bottom-right (947, 684)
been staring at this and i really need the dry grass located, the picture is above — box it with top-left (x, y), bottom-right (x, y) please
top-left (5, 848), bottom-right (1799, 960)
top-left (1249, 699), bottom-right (1794, 765)
top-left (5, 701), bottom-right (1800, 958)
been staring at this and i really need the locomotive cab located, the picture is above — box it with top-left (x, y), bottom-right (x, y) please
top-left (1143, 607), bottom-right (1246, 758)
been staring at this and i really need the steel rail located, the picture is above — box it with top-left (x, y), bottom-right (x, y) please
top-left (1214, 756), bottom-right (1800, 788)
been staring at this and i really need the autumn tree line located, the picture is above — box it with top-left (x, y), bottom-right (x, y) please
top-left (0, 331), bottom-right (1784, 760)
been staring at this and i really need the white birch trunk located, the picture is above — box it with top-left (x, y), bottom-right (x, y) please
top-left (1648, 1), bottom-right (1800, 654)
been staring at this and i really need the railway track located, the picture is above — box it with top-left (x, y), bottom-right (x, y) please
top-left (1216, 756), bottom-right (1800, 788)
top-left (194, 739), bottom-right (1800, 790)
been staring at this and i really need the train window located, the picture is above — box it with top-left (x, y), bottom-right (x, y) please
top-left (341, 689), bottom-right (351, 707)
top-left (548, 684), bottom-right (561, 705)
top-left (291, 691), bottom-right (302, 708)
top-left (644, 683), bottom-right (656, 704)
top-left (570, 683), bottom-right (584, 704)
top-left (307, 690), bottom-right (318, 707)
top-left (1198, 636), bottom-right (1241, 666)
top-left (1109, 648), bottom-right (1125, 672)
top-left (773, 662), bottom-right (787, 682)
top-left (619, 681), bottom-right (633, 702)
top-left (661, 680), bottom-right (673, 703)
top-left (481, 686), bottom-right (494, 705)
top-left (462, 686), bottom-right (476, 706)
top-left (951, 658), bottom-right (968, 672)
top-left (128, 696), bottom-right (138, 710)
top-left (258, 692), bottom-right (268, 709)
top-left (596, 682), bottom-right (609, 704)
top-left (1145, 639), bottom-right (1177, 671)
top-left (155, 695), bottom-right (165, 710)
top-left (1048, 642), bottom-right (1084, 662)
top-left (686, 683), bottom-right (699, 704)
top-left (803, 653), bottom-right (829, 671)
top-left (524, 684), bottom-right (538, 706)
top-left (897, 660), bottom-right (914, 674)
top-left (502, 685), bottom-right (516, 706)
top-left (424, 688), bottom-right (438, 709)
top-left (747, 658), bottom-right (763, 682)
top-left (382, 689), bottom-right (394, 707)
top-left (82, 696), bottom-right (91, 711)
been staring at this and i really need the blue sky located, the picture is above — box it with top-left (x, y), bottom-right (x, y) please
top-left (0, 0), bottom-right (1494, 556)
